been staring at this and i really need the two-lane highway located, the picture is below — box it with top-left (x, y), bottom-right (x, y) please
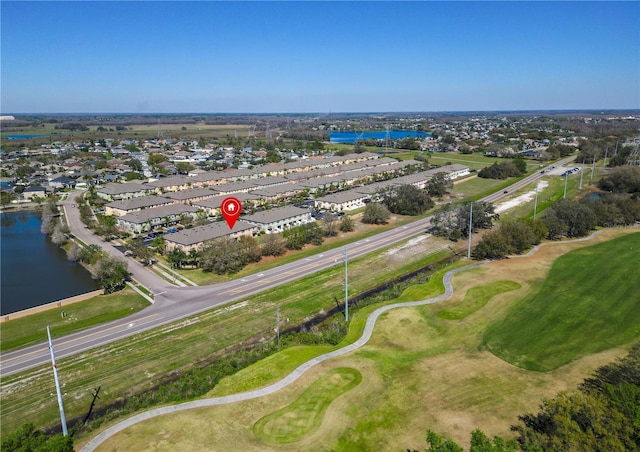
top-left (1, 157), bottom-right (575, 377)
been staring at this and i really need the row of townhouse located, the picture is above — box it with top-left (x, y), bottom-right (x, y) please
top-left (106, 163), bottom-right (469, 232)
top-left (163, 206), bottom-right (314, 252)
top-left (95, 153), bottom-right (385, 201)
top-left (314, 164), bottom-right (470, 212)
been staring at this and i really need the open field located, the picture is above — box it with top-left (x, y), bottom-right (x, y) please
top-left (88, 228), bottom-right (639, 451)
top-left (483, 231), bottom-right (640, 371)
top-left (0, 288), bottom-right (149, 352)
top-left (0, 233), bottom-right (461, 437)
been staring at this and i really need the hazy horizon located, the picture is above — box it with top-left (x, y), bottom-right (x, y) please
top-left (2, 2), bottom-right (638, 114)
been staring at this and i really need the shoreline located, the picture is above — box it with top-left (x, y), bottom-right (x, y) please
top-left (0, 290), bottom-right (104, 323)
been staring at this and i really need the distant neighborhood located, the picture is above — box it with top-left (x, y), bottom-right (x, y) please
top-left (1, 112), bottom-right (638, 254)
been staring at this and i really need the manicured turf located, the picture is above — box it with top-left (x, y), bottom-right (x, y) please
top-left (437, 280), bottom-right (521, 320)
top-left (252, 367), bottom-right (362, 444)
top-left (0, 289), bottom-right (149, 352)
top-left (483, 232), bottom-right (640, 371)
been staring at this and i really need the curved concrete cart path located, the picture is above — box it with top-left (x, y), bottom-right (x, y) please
top-left (80, 261), bottom-right (484, 451)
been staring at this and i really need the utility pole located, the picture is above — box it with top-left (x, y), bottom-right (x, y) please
top-left (344, 247), bottom-right (349, 322)
top-left (276, 307), bottom-right (280, 349)
top-left (579, 158), bottom-right (585, 190)
top-left (590, 154), bottom-right (596, 183)
top-left (563, 173), bottom-right (568, 199)
top-left (47, 326), bottom-right (68, 436)
top-left (467, 202), bottom-right (473, 258)
top-left (533, 183), bottom-right (539, 220)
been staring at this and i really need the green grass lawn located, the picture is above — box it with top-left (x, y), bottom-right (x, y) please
top-left (437, 281), bottom-right (521, 320)
top-left (0, 289), bottom-right (149, 352)
top-left (252, 367), bottom-right (362, 444)
top-left (483, 232), bottom-right (640, 371)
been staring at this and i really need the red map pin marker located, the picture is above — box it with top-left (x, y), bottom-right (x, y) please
top-left (221, 196), bottom-right (242, 229)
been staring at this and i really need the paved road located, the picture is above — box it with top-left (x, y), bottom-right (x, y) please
top-left (0, 158), bottom-right (575, 377)
top-left (79, 261), bottom-right (485, 451)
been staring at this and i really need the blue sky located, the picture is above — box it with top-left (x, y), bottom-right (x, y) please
top-left (1, 1), bottom-right (638, 113)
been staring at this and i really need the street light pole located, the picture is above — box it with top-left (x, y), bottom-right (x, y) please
top-left (344, 246), bottom-right (349, 322)
top-left (467, 202), bottom-right (473, 258)
top-left (533, 183), bottom-right (539, 220)
top-left (563, 174), bottom-right (568, 199)
top-left (47, 326), bottom-right (68, 436)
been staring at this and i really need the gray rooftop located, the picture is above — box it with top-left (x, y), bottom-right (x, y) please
top-left (163, 220), bottom-right (258, 247)
top-left (118, 204), bottom-right (200, 225)
top-left (107, 195), bottom-right (174, 211)
top-left (242, 205), bottom-right (311, 224)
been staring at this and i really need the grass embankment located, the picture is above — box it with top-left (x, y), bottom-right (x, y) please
top-left (0, 234), bottom-right (459, 438)
top-left (483, 231), bottom-right (640, 371)
top-left (94, 229), bottom-right (639, 451)
top-left (0, 289), bottom-right (148, 352)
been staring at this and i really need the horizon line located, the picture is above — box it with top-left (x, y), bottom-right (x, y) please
top-left (3, 108), bottom-right (640, 116)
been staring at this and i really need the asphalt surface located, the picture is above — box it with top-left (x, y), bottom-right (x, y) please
top-left (0, 156), bottom-right (576, 377)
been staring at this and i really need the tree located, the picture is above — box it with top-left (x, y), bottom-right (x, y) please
top-left (0, 191), bottom-right (15, 206)
top-left (175, 162), bottom-right (195, 174)
top-left (200, 237), bottom-right (246, 274)
top-left (50, 225), bottom-right (67, 245)
top-left (261, 233), bottom-right (287, 257)
top-left (323, 215), bottom-right (338, 237)
top-left (431, 202), bottom-right (498, 240)
top-left (427, 172), bottom-right (453, 198)
top-left (362, 202), bottom-right (391, 224)
top-left (339, 215), bottom-right (354, 232)
top-left (126, 158), bottom-right (143, 172)
top-left (238, 235), bottom-right (262, 263)
top-left (1, 423), bottom-right (73, 452)
top-left (425, 430), bottom-right (463, 452)
top-left (151, 236), bottom-right (166, 252)
top-left (93, 255), bottom-right (129, 293)
top-left (166, 247), bottom-right (187, 269)
top-left (542, 199), bottom-right (596, 239)
top-left (598, 166), bottom-right (640, 194)
top-left (378, 185), bottom-right (434, 216)
top-left (148, 153), bottom-right (169, 175)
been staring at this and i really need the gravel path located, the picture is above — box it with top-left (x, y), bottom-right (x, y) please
top-left (79, 261), bottom-right (484, 451)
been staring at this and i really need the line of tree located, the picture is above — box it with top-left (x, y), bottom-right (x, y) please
top-left (376, 185), bottom-right (435, 216)
top-left (430, 202), bottom-right (500, 241)
top-left (478, 159), bottom-right (526, 179)
top-left (419, 343), bottom-right (639, 451)
top-left (472, 166), bottom-right (640, 259)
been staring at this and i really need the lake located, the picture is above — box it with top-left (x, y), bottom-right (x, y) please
top-left (329, 130), bottom-right (431, 144)
top-left (0, 210), bottom-right (98, 315)
top-left (5, 134), bottom-right (50, 140)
